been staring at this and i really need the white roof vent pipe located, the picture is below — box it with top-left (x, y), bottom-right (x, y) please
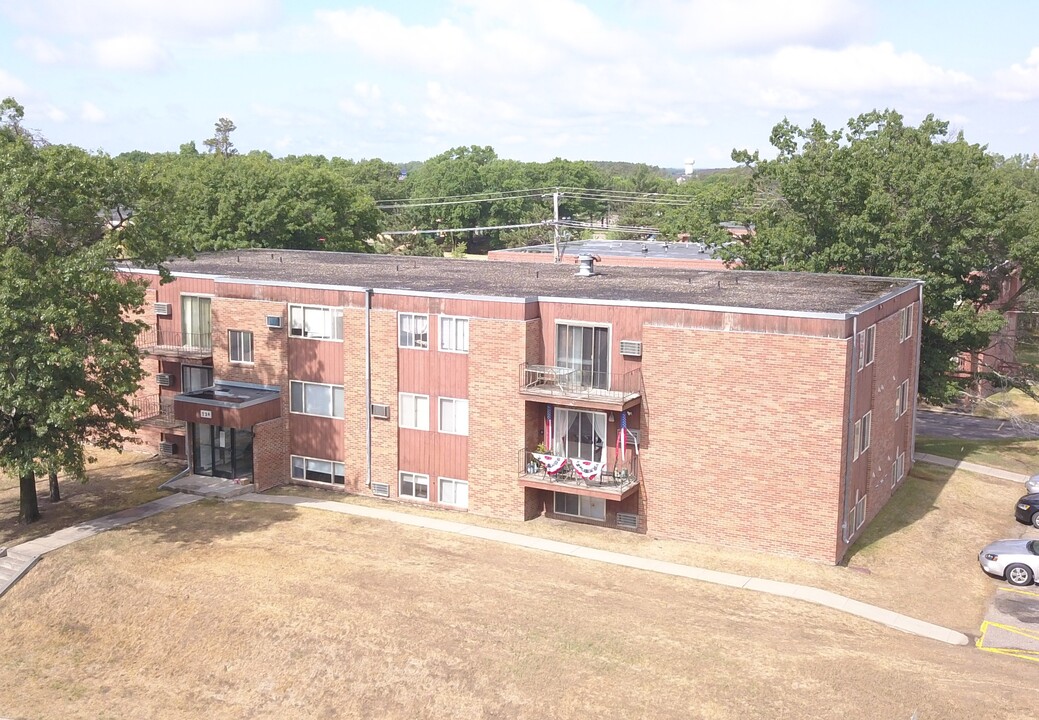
top-left (575, 254), bottom-right (598, 277)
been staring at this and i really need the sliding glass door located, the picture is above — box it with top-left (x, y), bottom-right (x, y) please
top-left (556, 323), bottom-right (609, 389)
top-left (552, 409), bottom-right (606, 463)
top-left (181, 296), bottom-right (212, 349)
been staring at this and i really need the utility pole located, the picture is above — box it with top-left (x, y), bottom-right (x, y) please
top-left (553, 190), bottom-right (561, 263)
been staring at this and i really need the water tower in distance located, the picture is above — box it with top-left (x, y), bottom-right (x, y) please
top-left (683, 158), bottom-right (695, 176)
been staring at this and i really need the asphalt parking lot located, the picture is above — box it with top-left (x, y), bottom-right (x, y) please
top-left (978, 524), bottom-right (1039, 660)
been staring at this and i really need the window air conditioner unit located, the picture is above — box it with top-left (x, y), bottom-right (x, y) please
top-left (370, 403), bottom-right (391, 419)
top-left (154, 302), bottom-right (172, 316)
top-left (158, 441), bottom-right (177, 456)
top-left (265, 315), bottom-right (283, 329)
top-left (619, 340), bottom-right (642, 357)
top-left (155, 373), bottom-right (174, 387)
top-left (625, 428), bottom-right (640, 445)
top-left (371, 482), bottom-right (390, 497)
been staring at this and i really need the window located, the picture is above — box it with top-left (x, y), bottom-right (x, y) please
top-left (856, 325), bottom-right (876, 369)
top-left (398, 393), bottom-right (430, 430)
top-left (399, 313), bottom-right (429, 349)
top-left (895, 379), bottom-right (910, 418)
top-left (552, 409), bottom-right (607, 462)
top-left (291, 455), bottom-right (345, 486)
top-left (182, 365), bottom-right (213, 393)
top-left (438, 397), bottom-right (469, 435)
top-left (894, 450), bottom-right (906, 483)
top-left (399, 471), bottom-right (429, 500)
top-left (556, 323), bottom-right (610, 389)
top-left (439, 316), bottom-right (469, 353)
top-left (289, 304), bottom-right (343, 340)
top-left (554, 492), bottom-right (605, 521)
top-left (290, 380), bottom-right (344, 418)
top-left (899, 305), bottom-right (914, 342)
top-left (854, 411), bottom-right (872, 458)
top-left (228, 330), bottom-right (253, 364)
top-left (438, 477), bottom-right (469, 508)
top-left (854, 490), bottom-right (866, 529)
top-left (181, 295), bottom-right (212, 349)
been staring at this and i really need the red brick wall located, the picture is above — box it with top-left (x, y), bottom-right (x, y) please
top-left (368, 310), bottom-right (400, 494)
top-left (254, 415), bottom-right (289, 491)
top-left (640, 325), bottom-right (849, 563)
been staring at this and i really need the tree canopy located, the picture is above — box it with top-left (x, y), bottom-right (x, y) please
top-left (728, 110), bottom-right (1035, 402)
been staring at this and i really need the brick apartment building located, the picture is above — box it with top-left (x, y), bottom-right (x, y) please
top-left (122, 249), bottom-right (922, 564)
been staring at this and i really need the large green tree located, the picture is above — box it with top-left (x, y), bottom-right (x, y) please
top-left (0, 98), bottom-right (172, 523)
top-left (728, 110), bottom-right (1031, 402)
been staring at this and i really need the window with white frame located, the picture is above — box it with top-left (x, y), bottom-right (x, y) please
top-left (554, 491), bottom-right (605, 521)
top-left (895, 379), bottom-right (910, 418)
top-left (899, 305), bottom-right (914, 342)
top-left (399, 313), bottom-right (429, 349)
top-left (854, 410), bottom-right (872, 458)
top-left (857, 325), bottom-right (876, 369)
top-left (438, 477), bottom-right (469, 508)
top-left (399, 471), bottom-right (429, 500)
top-left (291, 455), bottom-right (345, 486)
top-left (290, 380), bottom-right (344, 418)
top-left (854, 490), bottom-right (866, 529)
top-left (398, 393), bottom-right (430, 430)
top-left (439, 316), bottom-right (469, 353)
top-left (896, 450), bottom-right (906, 483)
top-left (289, 304), bottom-right (343, 340)
top-left (228, 330), bottom-right (253, 364)
top-left (438, 397), bottom-right (469, 435)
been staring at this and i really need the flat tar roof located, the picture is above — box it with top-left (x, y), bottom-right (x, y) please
top-left (152, 249), bottom-right (919, 316)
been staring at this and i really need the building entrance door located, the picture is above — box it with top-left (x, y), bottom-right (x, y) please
top-left (191, 424), bottom-right (254, 480)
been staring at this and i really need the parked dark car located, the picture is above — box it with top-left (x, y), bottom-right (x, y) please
top-left (1015, 493), bottom-right (1039, 529)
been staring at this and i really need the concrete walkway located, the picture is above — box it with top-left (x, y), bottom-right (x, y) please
top-left (241, 492), bottom-right (970, 646)
top-left (914, 453), bottom-right (1032, 483)
top-left (0, 493), bottom-right (201, 598)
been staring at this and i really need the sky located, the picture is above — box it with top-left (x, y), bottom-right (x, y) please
top-left (1, 0), bottom-right (1038, 168)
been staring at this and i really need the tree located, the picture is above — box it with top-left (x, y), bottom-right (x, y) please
top-left (0, 103), bottom-right (175, 523)
top-left (203, 117), bottom-right (237, 157)
top-left (728, 110), bottom-right (1029, 403)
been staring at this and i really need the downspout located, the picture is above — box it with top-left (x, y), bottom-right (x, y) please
top-left (910, 282), bottom-right (924, 462)
top-left (365, 288), bottom-right (373, 488)
top-left (840, 313), bottom-right (859, 549)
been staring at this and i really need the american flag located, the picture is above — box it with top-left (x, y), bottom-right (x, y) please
top-left (617, 412), bottom-right (627, 463)
top-left (545, 405), bottom-right (553, 450)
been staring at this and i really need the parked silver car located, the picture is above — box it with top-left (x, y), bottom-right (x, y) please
top-left (979, 539), bottom-right (1039, 586)
top-left (1026, 474), bottom-right (1039, 495)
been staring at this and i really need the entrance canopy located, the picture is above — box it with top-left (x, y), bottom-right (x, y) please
top-left (174, 381), bottom-right (281, 428)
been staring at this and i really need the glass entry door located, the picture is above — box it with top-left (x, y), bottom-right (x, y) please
top-left (191, 424), bottom-right (253, 480)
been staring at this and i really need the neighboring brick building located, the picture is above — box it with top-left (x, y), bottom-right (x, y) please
top-left (121, 249), bottom-right (922, 564)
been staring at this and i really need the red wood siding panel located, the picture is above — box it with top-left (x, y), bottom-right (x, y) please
top-left (288, 339), bottom-right (345, 385)
top-left (289, 415), bottom-right (345, 459)
top-left (154, 276), bottom-right (217, 341)
top-left (373, 293), bottom-right (528, 321)
top-left (398, 431), bottom-right (468, 490)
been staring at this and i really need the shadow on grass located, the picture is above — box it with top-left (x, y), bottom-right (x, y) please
top-left (914, 436), bottom-right (1039, 475)
top-left (842, 463), bottom-right (956, 565)
top-left (114, 498), bottom-right (303, 548)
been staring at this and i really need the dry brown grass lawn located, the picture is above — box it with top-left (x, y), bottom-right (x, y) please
top-left (0, 448), bottom-right (179, 548)
top-left (281, 461), bottom-right (1024, 633)
top-left (0, 501), bottom-right (1033, 720)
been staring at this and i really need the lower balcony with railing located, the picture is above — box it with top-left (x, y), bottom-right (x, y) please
top-left (130, 395), bottom-right (185, 430)
top-left (136, 329), bottom-right (213, 359)
top-left (518, 363), bottom-right (642, 410)
top-left (517, 447), bottom-right (640, 500)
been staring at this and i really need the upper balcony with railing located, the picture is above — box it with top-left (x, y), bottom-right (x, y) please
top-left (518, 362), bottom-right (642, 409)
top-left (130, 394), bottom-right (184, 430)
top-left (135, 328), bottom-right (213, 360)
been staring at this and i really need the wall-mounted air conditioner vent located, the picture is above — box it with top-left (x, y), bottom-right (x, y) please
top-left (370, 403), bottom-right (391, 419)
top-left (158, 441), bottom-right (177, 456)
top-left (616, 512), bottom-right (639, 530)
top-left (619, 340), bottom-right (642, 357)
top-left (371, 482), bottom-right (390, 497)
top-left (155, 373), bottom-right (173, 387)
top-left (624, 428), bottom-right (640, 445)
top-left (265, 315), bottom-right (283, 329)
top-left (153, 302), bottom-right (172, 316)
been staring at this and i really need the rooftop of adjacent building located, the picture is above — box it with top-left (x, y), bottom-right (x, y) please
top-left (492, 238), bottom-right (719, 262)
top-left (148, 249), bottom-right (921, 316)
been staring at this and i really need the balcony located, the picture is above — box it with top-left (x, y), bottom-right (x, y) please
top-left (131, 395), bottom-right (185, 430)
top-left (518, 363), bottom-right (642, 410)
top-left (136, 329), bottom-right (213, 360)
top-left (517, 447), bottom-right (640, 501)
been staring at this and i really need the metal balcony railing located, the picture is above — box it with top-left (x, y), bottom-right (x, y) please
top-left (130, 395), bottom-right (184, 429)
top-left (136, 329), bottom-right (213, 358)
top-left (518, 363), bottom-right (642, 406)
top-left (517, 447), bottom-right (639, 496)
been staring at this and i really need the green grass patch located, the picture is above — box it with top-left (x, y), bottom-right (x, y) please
top-left (972, 387), bottom-right (1039, 421)
top-left (915, 436), bottom-right (1039, 474)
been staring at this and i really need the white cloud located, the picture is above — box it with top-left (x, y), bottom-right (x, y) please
top-left (81, 101), bottom-right (106, 123)
top-left (994, 47), bottom-right (1039, 101)
top-left (92, 34), bottom-right (169, 72)
top-left (44, 105), bottom-right (67, 123)
top-left (0, 69), bottom-right (27, 97)
top-left (15, 36), bottom-right (64, 64)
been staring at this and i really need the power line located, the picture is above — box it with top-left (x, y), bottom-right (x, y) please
top-left (379, 221), bottom-right (551, 236)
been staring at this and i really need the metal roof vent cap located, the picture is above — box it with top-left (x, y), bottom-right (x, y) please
top-left (575, 254), bottom-right (598, 277)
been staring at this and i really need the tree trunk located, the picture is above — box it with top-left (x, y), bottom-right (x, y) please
top-left (48, 468), bottom-right (61, 502)
top-left (19, 469), bottom-right (40, 524)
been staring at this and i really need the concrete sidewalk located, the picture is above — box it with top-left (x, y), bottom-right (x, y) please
top-left (241, 492), bottom-right (970, 646)
top-left (914, 453), bottom-right (1032, 483)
